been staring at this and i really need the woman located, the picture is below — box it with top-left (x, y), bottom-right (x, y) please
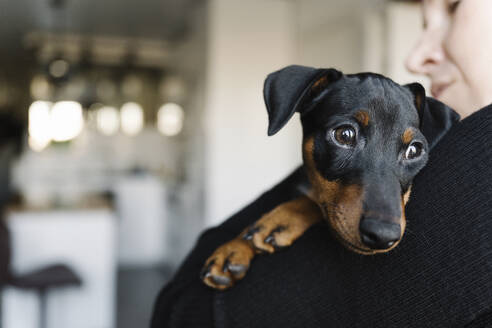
top-left (151, 1), bottom-right (492, 327)
top-left (406, 0), bottom-right (492, 118)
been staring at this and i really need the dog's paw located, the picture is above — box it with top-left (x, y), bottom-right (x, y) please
top-left (242, 207), bottom-right (318, 254)
top-left (201, 238), bottom-right (254, 290)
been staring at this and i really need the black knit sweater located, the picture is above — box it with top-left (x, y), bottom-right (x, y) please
top-left (151, 104), bottom-right (492, 328)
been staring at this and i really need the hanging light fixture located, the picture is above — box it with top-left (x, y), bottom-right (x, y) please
top-left (30, 75), bottom-right (53, 100)
top-left (96, 106), bottom-right (119, 136)
top-left (50, 101), bottom-right (84, 142)
top-left (120, 102), bottom-right (144, 136)
top-left (157, 102), bottom-right (184, 136)
top-left (48, 58), bottom-right (70, 79)
top-left (28, 101), bottom-right (53, 151)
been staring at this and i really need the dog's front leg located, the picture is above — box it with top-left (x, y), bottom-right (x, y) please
top-left (243, 196), bottom-right (322, 253)
top-left (201, 196), bottom-right (322, 290)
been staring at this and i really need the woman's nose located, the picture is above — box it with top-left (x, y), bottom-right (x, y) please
top-left (405, 31), bottom-right (444, 75)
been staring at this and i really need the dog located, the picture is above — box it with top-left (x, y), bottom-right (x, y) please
top-left (201, 65), bottom-right (459, 290)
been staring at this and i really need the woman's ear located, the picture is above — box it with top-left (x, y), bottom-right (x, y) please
top-left (264, 65), bottom-right (342, 136)
top-left (405, 82), bottom-right (460, 149)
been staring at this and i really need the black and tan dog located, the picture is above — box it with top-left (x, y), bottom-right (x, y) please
top-left (201, 65), bottom-right (459, 290)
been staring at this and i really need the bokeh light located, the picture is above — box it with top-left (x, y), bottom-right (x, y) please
top-left (97, 106), bottom-right (120, 136)
top-left (120, 102), bottom-right (144, 136)
top-left (28, 100), bottom-right (53, 151)
top-left (157, 102), bottom-right (184, 136)
top-left (30, 75), bottom-right (52, 99)
top-left (48, 59), bottom-right (70, 78)
top-left (50, 101), bottom-right (84, 142)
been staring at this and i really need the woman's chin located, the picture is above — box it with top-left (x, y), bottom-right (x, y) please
top-left (438, 92), bottom-right (477, 119)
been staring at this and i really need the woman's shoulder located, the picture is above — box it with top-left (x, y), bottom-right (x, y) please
top-left (212, 104), bottom-right (492, 328)
top-left (442, 103), bottom-right (492, 152)
top-left (150, 105), bottom-right (492, 328)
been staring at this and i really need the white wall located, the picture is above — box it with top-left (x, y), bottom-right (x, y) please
top-left (204, 0), bottom-right (302, 226)
top-left (296, 0), bottom-right (365, 72)
top-left (386, 2), bottom-right (428, 88)
top-left (204, 0), bottom-right (379, 226)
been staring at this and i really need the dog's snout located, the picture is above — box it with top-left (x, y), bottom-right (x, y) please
top-left (359, 218), bottom-right (401, 250)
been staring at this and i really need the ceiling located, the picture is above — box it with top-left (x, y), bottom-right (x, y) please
top-left (0, 0), bottom-right (201, 57)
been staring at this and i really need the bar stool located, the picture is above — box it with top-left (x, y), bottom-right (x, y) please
top-left (8, 264), bottom-right (82, 328)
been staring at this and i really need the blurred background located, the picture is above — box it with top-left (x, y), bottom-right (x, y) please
top-left (0, 0), bottom-right (425, 327)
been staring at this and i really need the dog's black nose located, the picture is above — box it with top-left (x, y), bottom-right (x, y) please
top-left (359, 219), bottom-right (401, 250)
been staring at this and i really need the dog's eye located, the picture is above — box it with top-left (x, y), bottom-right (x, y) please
top-left (333, 125), bottom-right (356, 146)
top-left (404, 142), bottom-right (423, 160)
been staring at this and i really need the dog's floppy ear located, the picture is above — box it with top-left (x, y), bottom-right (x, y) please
top-left (264, 65), bottom-right (342, 136)
top-left (406, 82), bottom-right (460, 149)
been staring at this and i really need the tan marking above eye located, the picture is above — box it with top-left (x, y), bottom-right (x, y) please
top-left (402, 128), bottom-right (414, 144)
top-left (354, 110), bottom-right (370, 127)
top-left (311, 75), bottom-right (328, 92)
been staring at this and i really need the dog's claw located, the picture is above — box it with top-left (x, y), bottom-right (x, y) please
top-left (222, 256), bottom-right (231, 273)
top-left (243, 225), bottom-right (261, 241)
top-left (248, 225), bottom-right (287, 252)
top-left (211, 275), bottom-right (232, 286)
top-left (201, 239), bottom-right (254, 290)
top-left (200, 259), bottom-right (214, 280)
top-left (264, 225), bottom-right (286, 247)
top-left (264, 234), bottom-right (275, 245)
top-left (264, 236), bottom-right (282, 251)
top-left (227, 263), bottom-right (247, 275)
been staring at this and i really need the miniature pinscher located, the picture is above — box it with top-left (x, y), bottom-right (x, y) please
top-left (201, 65), bottom-right (459, 290)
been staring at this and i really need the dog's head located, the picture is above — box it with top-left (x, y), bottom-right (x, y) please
top-left (264, 65), bottom-right (459, 254)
